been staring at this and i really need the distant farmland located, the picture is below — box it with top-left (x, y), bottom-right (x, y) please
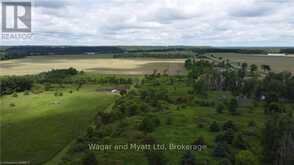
top-left (0, 55), bottom-right (185, 76)
top-left (212, 53), bottom-right (294, 73)
top-left (1, 54), bottom-right (294, 76)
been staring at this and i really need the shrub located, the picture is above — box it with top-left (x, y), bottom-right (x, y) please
top-left (12, 93), bottom-right (18, 97)
top-left (139, 115), bottom-right (160, 133)
top-left (9, 103), bottom-right (16, 107)
top-left (233, 133), bottom-right (248, 149)
top-left (44, 83), bottom-right (52, 91)
top-left (228, 98), bottom-right (238, 114)
top-left (166, 116), bottom-right (172, 125)
top-left (248, 120), bottom-right (256, 127)
top-left (198, 123), bottom-right (204, 128)
top-left (213, 143), bottom-right (227, 157)
top-left (215, 133), bottom-right (225, 143)
top-left (142, 134), bottom-right (157, 145)
top-left (181, 151), bottom-right (196, 165)
top-left (223, 129), bottom-right (235, 144)
top-left (145, 151), bottom-right (168, 165)
top-left (216, 103), bottom-right (225, 113)
top-left (86, 126), bottom-right (95, 138)
top-left (71, 143), bottom-right (87, 153)
top-left (195, 99), bottom-right (215, 107)
top-left (82, 152), bottom-right (97, 165)
top-left (235, 150), bottom-right (257, 165)
top-left (23, 91), bottom-right (29, 95)
top-left (223, 120), bottom-right (236, 131)
top-left (218, 158), bottom-right (232, 165)
top-left (193, 136), bottom-right (206, 146)
top-left (210, 121), bottom-right (220, 132)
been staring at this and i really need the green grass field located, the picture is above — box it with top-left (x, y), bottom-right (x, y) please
top-left (0, 86), bottom-right (116, 164)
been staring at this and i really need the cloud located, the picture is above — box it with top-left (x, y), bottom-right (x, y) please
top-left (34, 0), bottom-right (69, 9)
top-left (2, 0), bottom-right (294, 46)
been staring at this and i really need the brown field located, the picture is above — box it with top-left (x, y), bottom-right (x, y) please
top-left (0, 55), bottom-right (185, 76)
top-left (213, 53), bottom-right (294, 73)
top-left (0, 54), bottom-right (294, 76)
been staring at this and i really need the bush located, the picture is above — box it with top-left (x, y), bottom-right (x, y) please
top-left (228, 98), bottom-right (238, 114)
top-left (193, 136), bottom-right (206, 146)
top-left (210, 121), bottom-right (220, 132)
top-left (223, 120), bottom-right (236, 131)
top-left (139, 115), bottom-right (160, 133)
top-left (233, 133), bottom-right (248, 149)
top-left (212, 143), bottom-right (227, 157)
top-left (23, 91), bottom-right (29, 95)
top-left (54, 92), bottom-right (63, 96)
top-left (145, 151), bottom-right (168, 165)
top-left (218, 159), bottom-right (232, 165)
top-left (44, 83), bottom-right (52, 91)
top-left (181, 151), bottom-right (196, 165)
top-left (248, 120), bottom-right (256, 127)
top-left (9, 103), bottom-right (16, 107)
top-left (216, 103), bottom-right (225, 113)
top-left (82, 152), bottom-right (97, 165)
top-left (166, 116), bottom-right (172, 125)
top-left (215, 133), bottom-right (225, 143)
top-left (235, 150), bottom-right (257, 165)
top-left (195, 99), bottom-right (215, 107)
top-left (223, 129), bottom-right (235, 144)
top-left (12, 93), bottom-right (18, 97)
top-left (142, 134), bottom-right (157, 145)
top-left (71, 143), bottom-right (87, 153)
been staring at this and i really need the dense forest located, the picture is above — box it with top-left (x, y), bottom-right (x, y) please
top-left (0, 46), bottom-right (125, 60)
top-left (1, 46), bottom-right (294, 60)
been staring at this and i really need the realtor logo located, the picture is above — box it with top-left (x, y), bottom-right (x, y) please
top-left (2, 1), bottom-right (31, 32)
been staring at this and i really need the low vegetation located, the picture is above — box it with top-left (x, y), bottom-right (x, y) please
top-left (1, 53), bottom-right (294, 165)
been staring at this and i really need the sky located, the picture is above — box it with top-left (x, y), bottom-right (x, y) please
top-left (1, 0), bottom-right (294, 46)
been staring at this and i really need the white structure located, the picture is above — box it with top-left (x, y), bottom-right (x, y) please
top-left (111, 89), bottom-right (119, 93)
top-left (267, 53), bottom-right (286, 56)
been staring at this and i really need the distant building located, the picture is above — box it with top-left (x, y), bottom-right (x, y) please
top-left (85, 52), bottom-right (95, 55)
top-left (267, 53), bottom-right (286, 56)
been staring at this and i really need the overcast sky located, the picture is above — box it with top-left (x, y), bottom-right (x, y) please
top-left (1, 0), bottom-right (294, 46)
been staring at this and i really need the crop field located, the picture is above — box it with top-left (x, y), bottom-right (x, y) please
top-left (1, 54), bottom-right (294, 76)
top-left (0, 55), bottom-right (185, 76)
top-left (212, 53), bottom-right (294, 73)
top-left (0, 86), bottom-right (116, 164)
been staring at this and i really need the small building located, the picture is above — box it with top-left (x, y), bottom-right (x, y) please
top-left (111, 89), bottom-right (119, 93)
top-left (111, 88), bottom-right (128, 95)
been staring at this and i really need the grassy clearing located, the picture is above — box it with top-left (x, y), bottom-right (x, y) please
top-left (0, 86), bottom-right (116, 164)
